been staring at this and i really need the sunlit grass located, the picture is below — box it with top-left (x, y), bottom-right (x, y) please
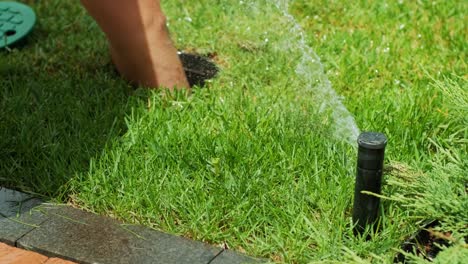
top-left (1, 0), bottom-right (466, 263)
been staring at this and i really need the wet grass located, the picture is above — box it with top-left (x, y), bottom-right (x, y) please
top-left (1, 0), bottom-right (466, 263)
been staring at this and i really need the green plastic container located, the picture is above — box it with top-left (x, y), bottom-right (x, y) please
top-left (0, 1), bottom-right (36, 48)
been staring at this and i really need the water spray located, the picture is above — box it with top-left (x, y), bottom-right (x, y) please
top-left (352, 132), bottom-right (387, 234)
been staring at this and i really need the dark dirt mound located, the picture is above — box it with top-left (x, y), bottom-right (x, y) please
top-left (178, 52), bottom-right (219, 88)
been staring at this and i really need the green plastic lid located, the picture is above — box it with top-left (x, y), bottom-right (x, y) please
top-left (0, 1), bottom-right (36, 48)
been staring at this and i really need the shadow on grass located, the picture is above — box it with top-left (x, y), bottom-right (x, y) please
top-left (0, 52), bottom-right (137, 199)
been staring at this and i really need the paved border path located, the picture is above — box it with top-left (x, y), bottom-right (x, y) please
top-left (1, 188), bottom-right (262, 264)
top-left (1, 242), bottom-right (76, 264)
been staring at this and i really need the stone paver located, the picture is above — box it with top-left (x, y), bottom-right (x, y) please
top-left (0, 188), bottom-right (47, 246)
top-left (1, 188), bottom-right (262, 264)
top-left (18, 206), bottom-right (222, 264)
top-left (210, 250), bottom-right (263, 264)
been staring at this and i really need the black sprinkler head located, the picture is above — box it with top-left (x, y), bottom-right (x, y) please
top-left (352, 132), bottom-right (387, 234)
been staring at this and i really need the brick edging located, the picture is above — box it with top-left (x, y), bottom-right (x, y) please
top-left (1, 188), bottom-right (262, 264)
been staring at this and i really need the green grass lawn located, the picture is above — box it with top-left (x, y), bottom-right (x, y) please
top-left (1, 0), bottom-right (466, 263)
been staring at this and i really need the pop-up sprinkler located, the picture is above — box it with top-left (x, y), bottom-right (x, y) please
top-left (352, 132), bottom-right (387, 234)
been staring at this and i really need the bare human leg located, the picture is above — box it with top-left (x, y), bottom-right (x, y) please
top-left (80, 0), bottom-right (189, 90)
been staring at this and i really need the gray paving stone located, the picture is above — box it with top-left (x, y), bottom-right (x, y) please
top-left (210, 250), bottom-right (265, 264)
top-left (18, 206), bottom-right (223, 264)
top-left (0, 188), bottom-right (46, 246)
top-left (0, 188), bottom-right (40, 217)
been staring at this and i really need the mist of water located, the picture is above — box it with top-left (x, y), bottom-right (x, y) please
top-left (272, 0), bottom-right (360, 145)
top-left (181, 0), bottom-right (360, 145)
